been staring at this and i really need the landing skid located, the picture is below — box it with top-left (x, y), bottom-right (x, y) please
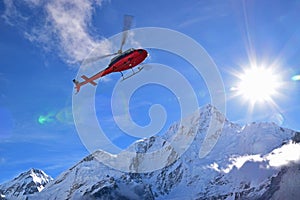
top-left (121, 66), bottom-right (143, 81)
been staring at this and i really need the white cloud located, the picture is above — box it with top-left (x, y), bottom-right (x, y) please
top-left (27, 0), bottom-right (43, 7)
top-left (2, 0), bottom-right (111, 65)
top-left (265, 141), bottom-right (300, 168)
top-left (45, 0), bottom-right (107, 63)
top-left (2, 0), bottom-right (24, 26)
top-left (208, 141), bottom-right (300, 173)
top-left (208, 154), bottom-right (264, 173)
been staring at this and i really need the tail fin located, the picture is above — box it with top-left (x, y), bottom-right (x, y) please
top-left (73, 79), bottom-right (81, 94)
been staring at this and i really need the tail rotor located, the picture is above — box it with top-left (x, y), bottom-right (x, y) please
top-left (73, 79), bottom-right (81, 94)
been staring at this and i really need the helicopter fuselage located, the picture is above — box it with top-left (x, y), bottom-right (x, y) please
top-left (73, 48), bottom-right (148, 93)
top-left (102, 48), bottom-right (148, 76)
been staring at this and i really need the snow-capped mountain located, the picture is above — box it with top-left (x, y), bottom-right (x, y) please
top-left (2, 104), bottom-right (300, 199)
top-left (0, 168), bottom-right (53, 200)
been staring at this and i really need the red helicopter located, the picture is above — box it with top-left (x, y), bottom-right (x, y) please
top-left (73, 15), bottom-right (148, 93)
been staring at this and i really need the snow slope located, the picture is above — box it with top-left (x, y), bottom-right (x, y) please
top-left (2, 104), bottom-right (300, 199)
top-left (0, 168), bottom-right (53, 200)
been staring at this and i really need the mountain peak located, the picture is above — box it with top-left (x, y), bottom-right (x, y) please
top-left (2, 105), bottom-right (300, 199)
top-left (16, 168), bottom-right (46, 179)
top-left (0, 168), bottom-right (52, 199)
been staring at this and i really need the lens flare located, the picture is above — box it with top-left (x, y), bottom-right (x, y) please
top-left (56, 107), bottom-right (73, 124)
top-left (292, 75), bottom-right (300, 81)
top-left (38, 113), bottom-right (54, 124)
top-left (38, 107), bottom-right (73, 125)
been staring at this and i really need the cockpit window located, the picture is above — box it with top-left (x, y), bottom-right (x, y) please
top-left (124, 48), bottom-right (134, 54)
top-left (109, 48), bottom-right (135, 67)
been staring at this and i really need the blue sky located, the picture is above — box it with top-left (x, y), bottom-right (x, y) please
top-left (1, 0), bottom-right (300, 183)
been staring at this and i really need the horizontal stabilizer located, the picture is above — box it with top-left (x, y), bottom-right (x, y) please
top-left (81, 75), bottom-right (97, 86)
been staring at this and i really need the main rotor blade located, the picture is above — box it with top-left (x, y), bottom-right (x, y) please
top-left (82, 52), bottom-right (118, 64)
top-left (119, 15), bottom-right (133, 52)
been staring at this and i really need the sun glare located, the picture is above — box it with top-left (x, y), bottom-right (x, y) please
top-left (235, 66), bottom-right (281, 104)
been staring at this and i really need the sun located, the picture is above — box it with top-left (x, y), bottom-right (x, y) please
top-left (234, 66), bottom-right (281, 105)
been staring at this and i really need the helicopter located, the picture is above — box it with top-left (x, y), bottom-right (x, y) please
top-left (73, 15), bottom-right (148, 93)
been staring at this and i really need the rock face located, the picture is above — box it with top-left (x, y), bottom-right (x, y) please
top-left (0, 168), bottom-right (53, 200)
top-left (1, 105), bottom-right (300, 199)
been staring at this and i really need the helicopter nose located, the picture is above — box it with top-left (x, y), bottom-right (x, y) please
top-left (137, 49), bottom-right (148, 57)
